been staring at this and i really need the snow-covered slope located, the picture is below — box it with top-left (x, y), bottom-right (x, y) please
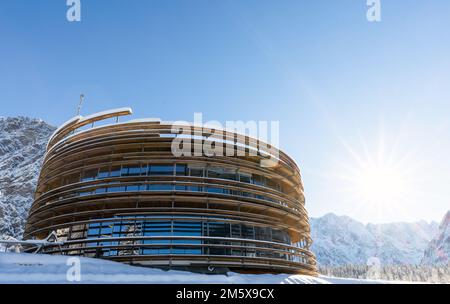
top-left (0, 253), bottom-right (403, 284)
top-left (422, 211), bottom-right (450, 265)
top-left (0, 117), bottom-right (55, 239)
top-left (310, 213), bottom-right (439, 266)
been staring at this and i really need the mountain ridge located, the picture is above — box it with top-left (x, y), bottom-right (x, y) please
top-left (310, 213), bottom-right (440, 266)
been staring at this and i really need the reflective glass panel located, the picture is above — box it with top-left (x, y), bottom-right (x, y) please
top-left (148, 165), bottom-right (173, 175)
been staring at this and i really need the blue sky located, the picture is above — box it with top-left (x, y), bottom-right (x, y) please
top-left (1, 0), bottom-right (449, 223)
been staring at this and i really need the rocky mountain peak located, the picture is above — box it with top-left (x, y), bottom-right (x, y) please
top-left (421, 211), bottom-right (450, 265)
top-left (0, 116), bottom-right (55, 239)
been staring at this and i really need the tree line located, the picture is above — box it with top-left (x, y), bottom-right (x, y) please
top-left (318, 264), bottom-right (450, 283)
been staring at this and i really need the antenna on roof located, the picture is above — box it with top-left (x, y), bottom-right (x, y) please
top-left (77, 94), bottom-right (85, 116)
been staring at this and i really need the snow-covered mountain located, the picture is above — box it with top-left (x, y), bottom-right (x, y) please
top-left (421, 211), bottom-right (450, 265)
top-left (310, 213), bottom-right (439, 266)
top-left (0, 117), bottom-right (55, 239)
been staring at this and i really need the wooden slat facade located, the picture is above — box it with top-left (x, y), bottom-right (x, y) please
top-left (24, 109), bottom-right (317, 275)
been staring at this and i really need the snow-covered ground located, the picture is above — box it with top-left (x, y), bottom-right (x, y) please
top-left (0, 253), bottom-right (405, 284)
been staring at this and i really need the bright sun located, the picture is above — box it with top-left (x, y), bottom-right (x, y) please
top-left (352, 164), bottom-right (408, 207)
top-left (335, 134), bottom-right (418, 216)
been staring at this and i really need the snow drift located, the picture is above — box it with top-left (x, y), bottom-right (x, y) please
top-left (0, 253), bottom-right (403, 284)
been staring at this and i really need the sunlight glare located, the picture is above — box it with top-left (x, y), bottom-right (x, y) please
top-left (354, 163), bottom-right (408, 207)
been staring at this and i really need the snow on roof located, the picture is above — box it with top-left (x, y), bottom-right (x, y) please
top-left (78, 107), bottom-right (133, 123)
top-left (46, 115), bottom-right (81, 149)
top-left (125, 118), bottom-right (162, 124)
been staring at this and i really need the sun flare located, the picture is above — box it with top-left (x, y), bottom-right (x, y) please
top-left (335, 133), bottom-right (420, 219)
top-left (352, 163), bottom-right (409, 207)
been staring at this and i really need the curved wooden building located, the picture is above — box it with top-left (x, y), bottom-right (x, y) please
top-left (24, 108), bottom-right (317, 275)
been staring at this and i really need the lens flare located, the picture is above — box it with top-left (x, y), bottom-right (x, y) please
top-left (332, 129), bottom-right (422, 222)
top-left (352, 162), bottom-right (409, 207)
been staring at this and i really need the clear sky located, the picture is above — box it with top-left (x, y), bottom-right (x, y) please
top-left (1, 0), bottom-right (449, 223)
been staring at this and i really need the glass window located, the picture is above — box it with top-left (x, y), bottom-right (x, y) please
top-left (231, 248), bottom-right (243, 256)
top-left (88, 224), bottom-right (100, 237)
top-left (175, 239), bottom-right (202, 245)
top-left (272, 229), bottom-right (290, 244)
top-left (222, 169), bottom-right (237, 181)
top-left (209, 248), bottom-right (227, 255)
top-left (142, 249), bottom-right (158, 255)
top-left (242, 191), bottom-right (254, 198)
top-left (143, 239), bottom-right (171, 245)
top-left (110, 166), bottom-right (121, 177)
top-left (187, 185), bottom-right (202, 192)
top-left (245, 249), bottom-right (256, 257)
top-left (252, 174), bottom-right (265, 186)
top-left (148, 184), bottom-right (173, 191)
top-left (161, 184), bottom-right (173, 191)
top-left (208, 222), bottom-right (230, 238)
top-left (173, 221), bottom-right (202, 236)
top-left (231, 190), bottom-right (242, 196)
top-left (158, 248), bottom-right (170, 254)
top-left (148, 165), bottom-right (173, 175)
top-left (126, 185), bottom-right (139, 191)
top-left (56, 228), bottom-right (69, 241)
top-left (206, 187), bottom-right (224, 194)
top-left (231, 224), bottom-right (241, 238)
top-left (119, 222), bottom-right (138, 237)
top-left (101, 223), bottom-right (113, 236)
top-left (127, 166), bottom-right (142, 176)
top-left (95, 188), bottom-right (107, 194)
top-left (208, 241), bottom-right (230, 256)
top-left (172, 247), bottom-right (184, 254)
top-left (121, 167), bottom-right (129, 176)
top-left (140, 164), bottom-right (148, 176)
top-left (120, 166), bottom-right (141, 177)
top-left (175, 164), bottom-right (187, 176)
top-left (255, 226), bottom-right (271, 241)
top-left (242, 225), bottom-right (255, 240)
top-left (79, 190), bottom-right (92, 196)
top-left (189, 166), bottom-right (204, 177)
top-left (239, 172), bottom-right (252, 183)
top-left (69, 225), bottom-right (86, 240)
top-left (113, 223), bottom-right (122, 237)
top-left (172, 247), bottom-right (201, 255)
top-left (98, 167), bottom-right (110, 179)
top-left (207, 167), bottom-right (223, 179)
top-left (143, 221), bottom-right (171, 237)
top-left (175, 185), bottom-right (187, 191)
top-left (109, 186), bottom-right (126, 192)
top-left (81, 169), bottom-right (98, 182)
